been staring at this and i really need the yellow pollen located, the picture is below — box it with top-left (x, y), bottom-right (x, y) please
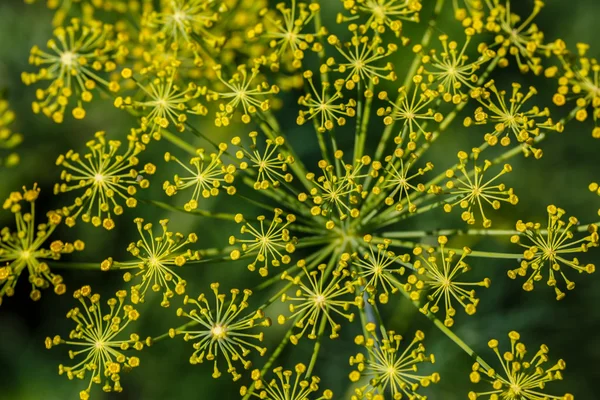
top-left (60, 51), bottom-right (76, 66)
top-left (211, 324), bottom-right (226, 339)
top-left (314, 294), bottom-right (326, 305)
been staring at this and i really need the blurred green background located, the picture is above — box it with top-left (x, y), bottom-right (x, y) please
top-left (1, 0), bottom-right (600, 399)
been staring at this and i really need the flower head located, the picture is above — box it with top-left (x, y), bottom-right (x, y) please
top-left (251, 1), bottom-right (321, 70)
top-left (45, 286), bottom-right (147, 400)
top-left (509, 205), bottom-right (598, 299)
top-left (349, 323), bottom-right (439, 400)
top-left (468, 331), bottom-right (573, 400)
top-left (209, 63), bottom-right (279, 126)
top-left (55, 131), bottom-right (155, 230)
top-left (163, 144), bottom-right (236, 211)
top-left (551, 43), bottom-right (600, 138)
top-left (340, 0), bottom-right (422, 36)
top-left (278, 259), bottom-right (357, 344)
top-left (297, 71), bottom-right (356, 133)
top-left (115, 66), bottom-right (204, 137)
top-left (101, 218), bottom-right (200, 306)
top-left (443, 149), bottom-right (518, 227)
top-left (378, 78), bottom-right (444, 136)
top-left (350, 235), bottom-right (408, 304)
top-left (466, 81), bottom-right (563, 158)
top-left (373, 146), bottom-right (433, 213)
top-left (241, 363), bottom-right (333, 400)
top-left (327, 31), bottom-right (398, 89)
top-left (172, 283), bottom-right (271, 380)
top-left (298, 153), bottom-right (373, 229)
top-left (22, 19), bottom-right (126, 123)
top-left (1, 185), bottom-right (84, 305)
top-left (409, 236), bottom-right (490, 327)
top-left (141, 0), bottom-right (224, 65)
top-left (486, 0), bottom-right (546, 74)
top-left (422, 29), bottom-right (496, 104)
top-left (229, 209), bottom-right (297, 277)
top-left (232, 132), bottom-right (294, 190)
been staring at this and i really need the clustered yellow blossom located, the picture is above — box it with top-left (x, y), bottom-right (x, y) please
top-left (510, 205), bottom-right (598, 299)
top-left (171, 283), bottom-right (271, 380)
top-left (350, 235), bottom-right (408, 304)
top-left (22, 19), bottom-right (127, 123)
top-left (279, 259), bottom-right (357, 344)
top-left (101, 218), bottom-right (200, 307)
top-left (55, 131), bottom-right (155, 230)
top-left (1, 185), bottom-right (83, 305)
top-left (409, 236), bottom-right (490, 327)
top-left (469, 331), bottom-right (572, 400)
top-left (45, 286), bottom-right (148, 400)
top-left (229, 209), bottom-right (297, 277)
top-left (349, 323), bottom-right (439, 400)
top-left (241, 363), bottom-right (333, 399)
top-left (163, 145), bottom-right (236, 211)
top-left (443, 149), bottom-right (518, 227)
top-left (9, 0), bottom-right (600, 398)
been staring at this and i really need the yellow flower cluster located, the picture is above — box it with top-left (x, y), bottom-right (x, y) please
top-left (5, 0), bottom-right (598, 398)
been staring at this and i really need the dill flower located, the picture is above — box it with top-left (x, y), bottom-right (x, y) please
top-left (327, 31), bottom-right (398, 89)
top-left (485, 0), bottom-right (546, 74)
top-left (0, 185), bottom-right (84, 305)
top-left (22, 19), bottom-right (127, 123)
top-left (45, 285), bottom-right (148, 400)
top-left (241, 363), bottom-right (333, 399)
top-left (339, 0), bottom-right (422, 36)
top-left (250, 1), bottom-right (321, 70)
top-left (421, 29), bottom-right (496, 104)
top-left (210, 63), bottom-right (280, 126)
top-left (0, 98), bottom-right (22, 167)
top-left (350, 235), bottom-right (409, 304)
top-left (373, 146), bottom-right (433, 213)
top-left (100, 218), bottom-right (200, 307)
top-left (465, 81), bottom-right (563, 158)
top-left (298, 153), bottom-right (373, 229)
top-left (349, 322), bottom-right (439, 400)
top-left (409, 236), bottom-right (490, 327)
top-left (468, 331), bottom-right (572, 400)
top-left (141, 0), bottom-right (224, 65)
top-left (443, 149), bottom-right (518, 227)
top-left (279, 259), bottom-right (357, 344)
top-left (54, 130), bottom-right (155, 230)
top-left (115, 66), bottom-right (204, 137)
top-left (551, 43), bottom-right (600, 138)
top-left (163, 145), bottom-right (236, 211)
top-left (509, 205), bottom-right (598, 300)
top-left (171, 283), bottom-right (271, 380)
top-left (231, 132), bottom-right (294, 190)
top-left (378, 77), bottom-right (444, 136)
top-left (229, 209), bottom-right (297, 277)
top-left (297, 71), bottom-right (357, 133)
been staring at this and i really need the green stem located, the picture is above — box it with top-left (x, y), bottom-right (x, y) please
top-left (159, 129), bottom-right (197, 155)
top-left (371, 236), bottom-right (523, 259)
top-left (141, 199), bottom-right (237, 221)
top-left (305, 312), bottom-right (328, 378)
top-left (383, 228), bottom-right (518, 238)
top-left (47, 261), bottom-right (100, 270)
